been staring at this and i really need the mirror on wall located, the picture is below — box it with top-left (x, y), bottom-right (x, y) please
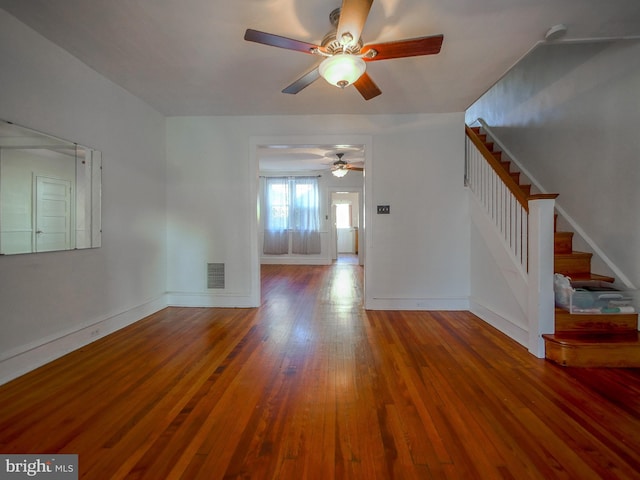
top-left (0, 120), bottom-right (101, 255)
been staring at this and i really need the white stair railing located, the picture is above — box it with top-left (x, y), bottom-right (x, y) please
top-left (466, 125), bottom-right (557, 357)
top-left (466, 134), bottom-right (529, 273)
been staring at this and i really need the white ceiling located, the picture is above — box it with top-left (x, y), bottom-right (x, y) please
top-left (1, 0), bottom-right (639, 117)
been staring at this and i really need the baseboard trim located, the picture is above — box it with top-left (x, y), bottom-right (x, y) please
top-left (365, 297), bottom-right (470, 311)
top-left (469, 299), bottom-right (528, 348)
top-left (260, 257), bottom-right (332, 265)
top-left (167, 292), bottom-right (259, 308)
top-left (0, 295), bottom-right (167, 386)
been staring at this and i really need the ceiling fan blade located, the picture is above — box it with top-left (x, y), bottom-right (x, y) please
top-left (362, 34), bottom-right (443, 61)
top-left (282, 68), bottom-right (321, 94)
top-left (353, 72), bottom-right (381, 100)
top-left (337, 0), bottom-right (373, 47)
top-left (346, 165), bottom-right (364, 171)
top-left (244, 29), bottom-right (319, 54)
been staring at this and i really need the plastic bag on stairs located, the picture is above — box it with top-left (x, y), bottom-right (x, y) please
top-left (554, 273), bottom-right (573, 309)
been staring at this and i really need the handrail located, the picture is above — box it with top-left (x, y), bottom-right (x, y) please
top-left (473, 119), bottom-right (545, 198)
top-left (466, 126), bottom-right (530, 272)
top-left (465, 125), bottom-right (530, 210)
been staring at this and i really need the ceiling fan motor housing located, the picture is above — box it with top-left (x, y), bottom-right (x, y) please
top-left (322, 9), bottom-right (363, 55)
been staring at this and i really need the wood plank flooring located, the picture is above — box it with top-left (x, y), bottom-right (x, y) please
top-left (1, 262), bottom-right (640, 479)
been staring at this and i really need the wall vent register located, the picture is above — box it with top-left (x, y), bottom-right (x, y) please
top-left (207, 263), bottom-right (225, 289)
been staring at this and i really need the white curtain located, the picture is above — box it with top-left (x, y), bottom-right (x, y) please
top-left (263, 176), bottom-right (320, 255)
top-left (290, 177), bottom-right (320, 254)
top-left (263, 177), bottom-right (289, 254)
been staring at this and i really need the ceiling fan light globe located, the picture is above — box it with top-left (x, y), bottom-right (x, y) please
top-left (332, 167), bottom-right (349, 178)
top-left (319, 54), bottom-right (366, 89)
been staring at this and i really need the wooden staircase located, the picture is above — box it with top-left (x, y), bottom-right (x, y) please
top-left (470, 127), bottom-right (640, 367)
top-left (544, 215), bottom-right (640, 367)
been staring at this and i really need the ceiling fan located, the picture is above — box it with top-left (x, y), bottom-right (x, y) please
top-left (331, 152), bottom-right (363, 177)
top-left (244, 0), bottom-right (443, 100)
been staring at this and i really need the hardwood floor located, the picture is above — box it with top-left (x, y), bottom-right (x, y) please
top-left (1, 263), bottom-right (640, 479)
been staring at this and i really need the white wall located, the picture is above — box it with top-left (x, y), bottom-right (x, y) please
top-left (468, 194), bottom-right (529, 346)
top-left (466, 39), bottom-right (640, 290)
top-left (166, 113), bottom-right (469, 310)
top-left (365, 114), bottom-right (469, 309)
top-left (0, 10), bottom-right (167, 383)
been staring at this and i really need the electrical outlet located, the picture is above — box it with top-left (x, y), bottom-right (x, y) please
top-left (377, 205), bottom-right (390, 214)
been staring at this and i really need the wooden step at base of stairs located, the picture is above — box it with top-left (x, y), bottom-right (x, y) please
top-left (555, 308), bottom-right (638, 334)
top-left (543, 332), bottom-right (640, 367)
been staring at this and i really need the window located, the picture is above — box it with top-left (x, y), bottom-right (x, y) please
top-left (263, 177), bottom-right (321, 255)
top-left (264, 179), bottom-right (290, 231)
top-left (335, 203), bottom-right (352, 229)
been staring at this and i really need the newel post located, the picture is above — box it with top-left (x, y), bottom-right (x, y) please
top-left (527, 196), bottom-right (558, 357)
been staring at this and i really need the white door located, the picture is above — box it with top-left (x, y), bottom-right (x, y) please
top-left (335, 202), bottom-right (356, 253)
top-left (35, 176), bottom-right (72, 252)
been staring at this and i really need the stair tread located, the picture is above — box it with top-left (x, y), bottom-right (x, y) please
top-left (555, 251), bottom-right (592, 258)
top-left (543, 331), bottom-right (640, 346)
top-left (561, 272), bottom-right (616, 283)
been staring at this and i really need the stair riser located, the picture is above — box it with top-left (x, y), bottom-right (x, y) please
top-left (544, 339), bottom-right (640, 368)
top-left (555, 256), bottom-right (592, 276)
top-left (555, 311), bottom-right (638, 334)
top-left (554, 233), bottom-right (573, 254)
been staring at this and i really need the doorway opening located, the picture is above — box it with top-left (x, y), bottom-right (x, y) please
top-left (250, 134), bottom-right (372, 307)
top-left (330, 189), bottom-right (363, 266)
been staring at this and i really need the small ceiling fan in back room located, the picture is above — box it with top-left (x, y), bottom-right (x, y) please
top-left (331, 152), bottom-right (363, 177)
top-left (244, 0), bottom-right (444, 100)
